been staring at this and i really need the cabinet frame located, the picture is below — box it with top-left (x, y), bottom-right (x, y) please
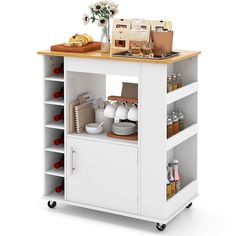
top-left (39, 50), bottom-right (200, 225)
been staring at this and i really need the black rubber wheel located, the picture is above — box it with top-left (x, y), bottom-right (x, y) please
top-left (156, 223), bottom-right (166, 231)
top-left (47, 201), bottom-right (57, 209)
top-left (186, 202), bottom-right (192, 209)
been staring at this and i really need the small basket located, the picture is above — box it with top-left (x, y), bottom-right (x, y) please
top-left (151, 31), bottom-right (174, 57)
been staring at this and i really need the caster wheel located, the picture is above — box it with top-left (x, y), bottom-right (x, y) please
top-left (156, 223), bottom-right (166, 231)
top-left (47, 201), bottom-right (57, 209)
top-left (186, 202), bottom-right (192, 208)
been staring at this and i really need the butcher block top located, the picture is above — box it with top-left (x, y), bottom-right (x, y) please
top-left (37, 49), bottom-right (201, 64)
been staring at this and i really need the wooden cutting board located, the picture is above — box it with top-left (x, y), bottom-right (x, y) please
top-left (51, 42), bottom-right (101, 53)
top-left (107, 131), bottom-right (138, 141)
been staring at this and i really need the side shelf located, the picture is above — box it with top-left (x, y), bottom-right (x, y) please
top-left (166, 124), bottom-right (198, 151)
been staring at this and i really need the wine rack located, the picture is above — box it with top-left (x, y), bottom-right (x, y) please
top-left (44, 56), bottom-right (65, 199)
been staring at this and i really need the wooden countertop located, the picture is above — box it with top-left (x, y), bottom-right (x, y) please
top-left (37, 49), bottom-right (201, 64)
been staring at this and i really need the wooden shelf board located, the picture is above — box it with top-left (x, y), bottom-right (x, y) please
top-left (46, 168), bottom-right (64, 177)
top-left (167, 82), bottom-right (198, 105)
top-left (166, 124), bottom-right (198, 150)
top-left (108, 95), bottom-right (138, 103)
top-left (45, 145), bottom-right (64, 154)
top-left (45, 121), bottom-right (64, 130)
top-left (67, 132), bottom-right (138, 147)
top-left (38, 49), bottom-right (201, 65)
top-left (45, 98), bottom-right (64, 106)
top-left (45, 75), bottom-right (64, 82)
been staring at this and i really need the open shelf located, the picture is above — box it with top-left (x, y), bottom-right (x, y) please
top-left (67, 132), bottom-right (138, 147)
top-left (45, 74), bottom-right (64, 82)
top-left (45, 98), bottom-right (64, 106)
top-left (45, 120), bottom-right (64, 130)
top-left (167, 82), bottom-right (198, 105)
top-left (46, 168), bottom-right (64, 177)
top-left (166, 124), bottom-right (197, 151)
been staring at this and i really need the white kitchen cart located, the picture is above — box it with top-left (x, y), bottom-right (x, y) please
top-left (38, 49), bottom-right (200, 231)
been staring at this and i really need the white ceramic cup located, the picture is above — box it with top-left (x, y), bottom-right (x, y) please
top-left (104, 102), bottom-right (120, 118)
top-left (115, 104), bottom-right (129, 120)
top-left (127, 104), bottom-right (138, 121)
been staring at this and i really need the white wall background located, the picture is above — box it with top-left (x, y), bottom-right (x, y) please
top-left (0, 0), bottom-right (235, 235)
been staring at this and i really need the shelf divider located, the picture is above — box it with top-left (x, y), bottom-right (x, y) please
top-left (46, 168), bottom-right (64, 177)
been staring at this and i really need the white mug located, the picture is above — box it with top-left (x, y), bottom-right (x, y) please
top-left (104, 102), bottom-right (120, 118)
top-left (115, 103), bottom-right (130, 120)
top-left (128, 104), bottom-right (138, 121)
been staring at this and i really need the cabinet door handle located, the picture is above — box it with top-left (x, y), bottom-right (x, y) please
top-left (71, 147), bottom-right (76, 175)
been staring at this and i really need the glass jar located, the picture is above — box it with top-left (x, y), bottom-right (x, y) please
top-left (167, 116), bottom-right (173, 138)
top-left (177, 109), bottom-right (184, 131)
top-left (172, 112), bottom-right (179, 135)
top-left (167, 76), bottom-right (172, 93)
top-left (172, 74), bottom-right (178, 90)
top-left (177, 73), bottom-right (182, 88)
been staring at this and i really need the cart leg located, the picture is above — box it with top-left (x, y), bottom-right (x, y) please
top-left (156, 223), bottom-right (166, 231)
top-left (47, 200), bottom-right (57, 209)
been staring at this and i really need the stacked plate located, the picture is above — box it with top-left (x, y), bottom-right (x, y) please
top-left (112, 122), bottom-right (136, 136)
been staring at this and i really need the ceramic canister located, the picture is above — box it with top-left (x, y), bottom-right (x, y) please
top-left (96, 109), bottom-right (113, 131)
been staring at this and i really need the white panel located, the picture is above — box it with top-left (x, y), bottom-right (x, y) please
top-left (66, 138), bottom-right (138, 214)
top-left (140, 63), bottom-right (167, 219)
top-left (174, 57), bottom-right (198, 85)
top-left (65, 57), bottom-right (140, 77)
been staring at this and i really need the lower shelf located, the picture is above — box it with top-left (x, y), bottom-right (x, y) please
top-left (166, 180), bottom-right (198, 218)
top-left (44, 191), bottom-right (64, 201)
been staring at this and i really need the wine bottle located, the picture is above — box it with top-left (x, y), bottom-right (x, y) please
top-left (53, 159), bottom-right (64, 169)
top-left (53, 87), bottom-right (64, 99)
top-left (53, 63), bottom-right (64, 75)
top-left (54, 134), bottom-right (64, 145)
top-left (53, 109), bottom-right (64, 122)
top-left (55, 181), bottom-right (64, 193)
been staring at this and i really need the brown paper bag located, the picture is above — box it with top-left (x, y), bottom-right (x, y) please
top-left (151, 31), bottom-right (173, 56)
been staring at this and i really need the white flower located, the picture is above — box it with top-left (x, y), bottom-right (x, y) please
top-left (89, 4), bottom-right (94, 10)
top-left (94, 2), bottom-right (102, 12)
top-left (109, 6), bottom-right (118, 17)
top-left (109, 2), bottom-right (118, 8)
top-left (97, 17), bottom-right (107, 27)
top-left (82, 14), bottom-right (90, 25)
top-left (100, 0), bottom-right (108, 6)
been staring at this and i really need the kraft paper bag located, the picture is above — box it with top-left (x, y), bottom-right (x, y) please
top-left (151, 31), bottom-right (173, 56)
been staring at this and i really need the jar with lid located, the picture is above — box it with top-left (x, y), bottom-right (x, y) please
top-left (167, 76), bottom-right (173, 93)
top-left (167, 116), bottom-right (173, 138)
top-left (177, 109), bottom-right (184, 131)
top-left (177, 73), bottom-right (182, 88)
top-left (171, 74), bottom-right (178, 90)
top-left (172, 112), bottom-right (179, 135)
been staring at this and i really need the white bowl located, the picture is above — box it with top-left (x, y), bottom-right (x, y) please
top-left (112, 122), bottom-right (136, 135)
top-left (85, 123), bottom-right (104, 134)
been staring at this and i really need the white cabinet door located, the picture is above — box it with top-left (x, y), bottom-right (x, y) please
top-left (66, 138), bottom-right (138, 214)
